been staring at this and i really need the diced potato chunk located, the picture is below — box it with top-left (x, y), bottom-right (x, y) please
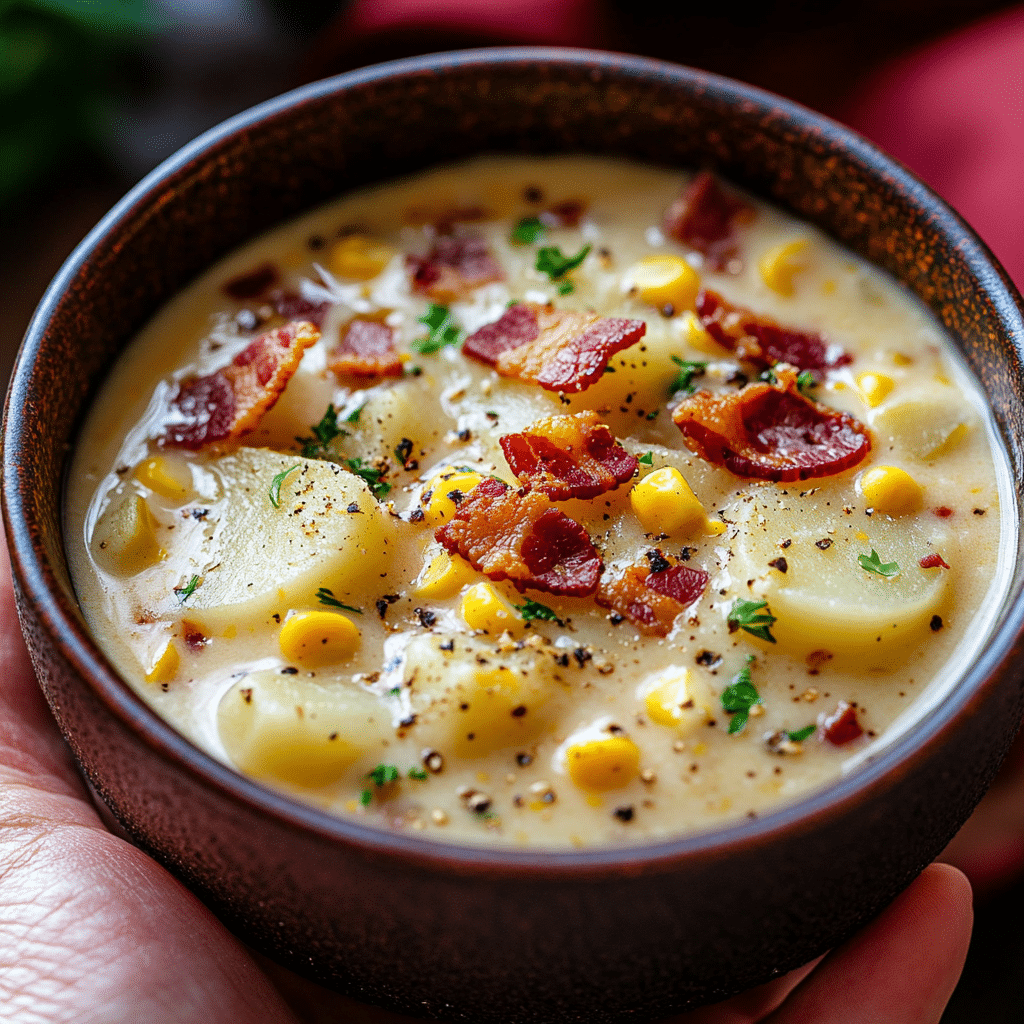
top-left (145, 639), bottom-right (179, 684)
top-left (218, 670), bottom-right (387, 788)
top-left (872, 392), bottom-right (974, 460)
top-left (93, 492), bottom-right (164, 576)
top-left (136, 456), bottom-right (192, 502)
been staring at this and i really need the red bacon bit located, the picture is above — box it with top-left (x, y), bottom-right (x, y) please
top-left (464, 302), bottom-right (646, 393)
top-left (181, 621), bottom-right (209, 651)
top-left (327, 318), bottom-right (402, 378)
top-left (436, 477), bottom-right (601, 597)
top-left (933, 506), bottom-right (954, 518)
top-left (821, 701), bottom-right (864, 746)
top-left (540, 200), bottom-right (586, 228)
top-left (500, 411), bottom-right (637, 500)
top-left (672, 368), bottom-right (870, 482)
top-left (407, 234), bottom-right (503, 302)
top-left (223, 262), bottom-right (279, 300)
top-left (919, 553), bottom-right (951, 570)
top-left (664, 172), bottom-right (753, 271)
top-left (597, 558), bottom-right (709, 637)
top-left (166, 320), bottom-right (318, 449)
top-left (272, 291), bottom-right (332, 329)
top-left (695, 289), bottom-right (851, 377)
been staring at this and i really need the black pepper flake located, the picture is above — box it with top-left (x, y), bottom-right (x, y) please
top-left (415, 607), bottom-right (437, 628)
top-left (240, 688), bottom-right (253, 704)
top-left (973, 508), bottom-right (986, 515)
top-left (609, 612), bottom-right (624, 625)
top-left (728, 370), bottom-right (748, 388)
top-left (695, 649), bottom-right (721, 667)
top-left (376, 594), bottom-right (400, 619)
top-left (613, 806), bottom-right (635, 823)
top-left (446, 488), bottom-right (465, 505)
top-left (423, 749), bottom-right (444, 773)
top-left (815, 539), bottom-right (832, 550)
top-left (930, 615), bottom-right (944, 632)
top-left (457, 429), bottom-right (472, 443)
top-left (439, 639), bottom-right (455, 652)
top-left (408, 508), bottom-right (426, 524)
top-left (399, 714), bottom-right (417, 728)
top-left (645, 548), bottom-right (671, 573)
top-left (347, 501), bottom-right (362, 514)
top-left (555, 653), bottom-right (570, 668)
top-left (573, 647), bottom-right (592, 668)
top-left (780, 538), bottom-right (792, 549)
top-left (769, 557), bottom-right (788, 573)
top-left (280, 666), bottom-right (298, 675)
top-left (515, 752), bottom-right (533, 767)
top-left (191, 507), bottom-right (209, 520)
top-left (510, 704), bottom-right (527, 718)
top-left (660, 303), bottom-right (675, 318)
top-left (523, 185), bottom-right (543, 203)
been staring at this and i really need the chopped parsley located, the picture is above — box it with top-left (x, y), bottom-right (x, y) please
top-left (413, 303), bottom-right (462, 354)
top-left (788, 724), bottom-right (816, 742)
top-left (721, 655), bottom-right (761, 734)
top-left (367, 764), bottom-right (401, 786)
top-left (638, 451), bottom-right (654, 466)
top-left (510, 216), bottom-right (545, 244)
top-left (345, 404), bottom-right (364, 423)
top-left (316, 587), bottom-right (362, 614)
top-left (359, 789), bottom-right (373, 807)
top-left (408, 766), bottom-right (429, 781)
top-left (297, 404), bottom-right (344, 459)
top-left (269, 463), bottom-right (300, 508)
top-left (344, 457), bottom-right (392, 499)
top-left (669, 356), bottom-right (707, 395)
top-left (727, 598), bottom-right (777, 644)
top-left (796, 370), bottom-right (817, 394)
top-left (646, 409), bottom-right (660, 421)
top-left (557, 279), bottom-right (576, 295)
top-left (514, 599), bottom-right (563, 625)
top-left (174, 574), bottom-right (201, 605)
top-left (536, 243), bottom-right (591, 283)
top-left (858, 549), bottom-right (900, 577)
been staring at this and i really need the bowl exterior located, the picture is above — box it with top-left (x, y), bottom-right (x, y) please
top-left (6, 50), bottom-right (1024, 1022)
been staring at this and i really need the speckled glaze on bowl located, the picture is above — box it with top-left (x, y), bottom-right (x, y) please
top-left (5, 49), bottom-right (1024, 1023)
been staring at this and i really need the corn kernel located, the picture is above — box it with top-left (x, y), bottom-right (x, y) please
top-left (461, 581), bottom-right (523, 635)
top-left (631, 467), bottom-right (720, 537)
top-left (859, 466), bottom-right (923, 516)
top-left (854, 372), bottom-right (894, 408)
top-left (136, 456), bottom-right (191, 502)
top-left (679, 309), bottom-right (729, 355)
top-left (100, 493), bottom-right (164, 575)
top-left (415, 550), bottom-right (477, 599)
top-left (642, 668), bottom-right (706, 731)
top-left (422, 470), bottom-right (485, 526)
top-left (566, 736), bottom-right (641, 791)
top-left (821, 279), bottom-right (837, 296)
top-left (758, 239), bottom-right (809, 296)
top-left (628, 255), bottom-right (700, 312)
top-left (329, 234), bottom-right (393, 280)
top-left (145, 640), bottom-right (179, 684)
top-left (279, 610), bottom-right (360, 666)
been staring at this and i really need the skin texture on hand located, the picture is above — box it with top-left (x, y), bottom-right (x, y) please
top-left (0, 538), bottom-right (971, 1024)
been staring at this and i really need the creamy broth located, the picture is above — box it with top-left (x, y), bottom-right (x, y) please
top-left (65, 156), bottom-right (1014, 848)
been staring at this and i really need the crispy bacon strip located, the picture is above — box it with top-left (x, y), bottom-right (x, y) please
top-left (464, 302), bottom-right (646, 393)
top-left (673, 368), bottom-right (870, 482)
top-left (664, 172), bottom-right (753, 271)
top-left (435, 477), bottom-right (601, 597)
top-left (500, 411), bottom-right (637, 500)
top-left (597, 555), bottom-right (709, 637)
top-left (696, 289), bottom-right (851, 377)
top-left (327, 318), bottom-right (402, 378)
top-left (407, 234), bottom-right (503, 302)
top-left (165, 320), bottom-right (318, 449)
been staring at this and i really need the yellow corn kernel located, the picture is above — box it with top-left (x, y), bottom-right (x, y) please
top-left (642, 668), bottom-right (705, 730)
top-left (928, 422), bottom-right (968, 459)
top-left (566, 736), bottom-right (641, 792)
top-left (415, 550), bottom-right (477, 599)
top-left (101, 493), bottom-right (164, 575)
top-left (892, 352), bottom-right (913, 367)
top-left (679, 309), bottom-right (729, 355)
top-left (422, 470), bottom-right (485, 526)
top-left (278, 610), bottom-right (360, 667)
top-left (859, 466), bottom-right (923, 516)
top-left (821, 279), bottom-right (837, 296)
top-left (628, 255), bottom-right (700, 313)
top-left (856, 372), bottom-right (895, 408)
top-left (329, 234), bottom-right (393, 281)
top-left (758, 239), bottom-right (809, 296)
top-left (145, 640), bottom-right (179, 684)
top-left (461, 581), bottom-right (523, 635)
top-left (631, 467), bottom-right (722, 537)
top-left (136, 456), bottom-right (191, 502)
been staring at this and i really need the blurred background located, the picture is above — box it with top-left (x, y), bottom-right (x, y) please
top-left (3, 1), bottom-right (1022, 1020)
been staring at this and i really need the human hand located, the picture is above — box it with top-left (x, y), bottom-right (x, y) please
top-left (0, 542), bottom-right (971, 1024)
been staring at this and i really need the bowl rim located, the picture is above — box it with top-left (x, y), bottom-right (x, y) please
top-left (6, 45), bottom-right (1024, 877)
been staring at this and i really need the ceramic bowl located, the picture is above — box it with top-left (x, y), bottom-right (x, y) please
top-left (6, 49), bottom-right (1024, 1023)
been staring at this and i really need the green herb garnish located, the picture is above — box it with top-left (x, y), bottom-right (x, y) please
top-left (511, 216), bottom-right (545, 244)
top-left (345, 404), bottom-right (364, 423)
top-left (721, 655), bottom-right (761, 735)
top-left (788, 724), bottom-right (816, 742)
top-left (316, 587), bottom-right (362, 614)
top-left (269, 464), bottom-right (300, 508)
top-left (297, 404), bottom-right (344, 459)
top-left (514, 599), bottom-right (562, 625)
top-left (359, 789), bottom-right (373, 806)
top-left (367, 764), bottom-right (401, 787)
top-left (858, 549), bottom-right (900, 577)
top-left (727, 599), bottom-right (777, 644)
top-left (536, 244), bottom-right (591, 282)
top-left (638, 451), bottom-right (654, 466)
top-left (413, 303), bottom-right (462, 354)
top-left (174, 574), bottom-right (201, 605)
top-left (408, 767), bottom-right (428, 781)
top-left (344, 457), bottom-right (392, 499)
top-left (557, 279), bottom-right (576, 295)
top-left (669, 356), bottom-right (707, 395)
top-left (796, 370), bottom-right (817, 394)
top-left (646, 409), bottom-right (659, 421)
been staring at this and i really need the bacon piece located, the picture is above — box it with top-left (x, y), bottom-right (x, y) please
top-left (327, 318), bottom-right (402, 378)
top-left (664, 172), bottom-right (753, 271)
top-left (821, 701), bottom-right (864, 746)
top-left (165, 320), bottom-right (318, 449)
top-left (672, 368), bottom-right (870, 482)
top-left (273, 292), bottom-right (332, 329)
top-left (464, 302), bottom-right (646, 393)
top-left (435, 477), bottom-right (601, 597)
top-left (223, 262), bottom-right (279, 300)
top-left (499, 411), bottom-right (637, 500)
top-left (919, 553), bottom-right (951, 570)
top-left (407, 234), bottom-right (503, 302)
top-left (540, 200), bottom-right (586, 228)
top-left (597, 555), bottom-right (709, 637)
top-left (695, 289), bottom-right (851, 377)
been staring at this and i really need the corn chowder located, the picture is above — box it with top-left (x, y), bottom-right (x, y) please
top-left (65, 156), bottom-right (1013, 847)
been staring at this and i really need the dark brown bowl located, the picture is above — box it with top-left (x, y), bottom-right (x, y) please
top-left (5, 48), bottom-right (1024, 1023)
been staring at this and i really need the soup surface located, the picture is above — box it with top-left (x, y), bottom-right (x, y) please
top-left (66, 156), bottom-right (1013, 847)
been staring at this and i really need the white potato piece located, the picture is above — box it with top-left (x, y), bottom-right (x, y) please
top-left (871, 389), bottom-right (975, 460)
top-left (727, 488), bottom-right (949, 668)
top-left (92, 492), bottom-right (164, 576)
top-left (218, 669), bottom-right (388, 788)
top-left (180, 447), bottom-right (397, 634)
